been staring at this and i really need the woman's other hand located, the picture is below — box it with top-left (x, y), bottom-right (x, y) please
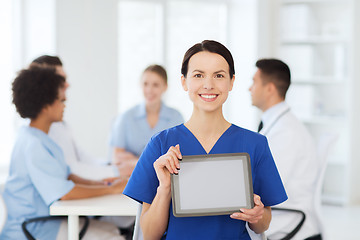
top-left (153, 144), bottom-right (182, 188)
top-left (230, 194), bottom-right (265, 223)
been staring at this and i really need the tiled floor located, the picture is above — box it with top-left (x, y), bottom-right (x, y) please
top-left (321, 204), bottom-right (360, 240)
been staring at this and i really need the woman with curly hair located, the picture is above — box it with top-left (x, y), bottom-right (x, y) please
top-left (0, 67), bottom-right (126, 240)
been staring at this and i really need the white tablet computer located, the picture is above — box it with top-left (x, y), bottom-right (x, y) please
top-left (171, 153), bottom-right (254, 217)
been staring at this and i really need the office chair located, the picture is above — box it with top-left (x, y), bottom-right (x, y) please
top-left (266, 208), bottom-right (306, 240)
top-left (132, 204), bottom-right (143, 240)
top-left (263, 133), bottom-right (338, 240)
top-left (22, 216), bottom-right (89, 240)
top-left (313, 133), bottom-right (338, 240)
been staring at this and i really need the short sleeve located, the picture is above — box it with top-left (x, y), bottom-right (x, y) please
top-left (123, 136), bottom-right (163, 204)
top-left (109, 114), bottom-right (127, 148)
top-left (252, 137), bottom-right (288, 207)
top-left (26, 143), bottom-right (75, 206)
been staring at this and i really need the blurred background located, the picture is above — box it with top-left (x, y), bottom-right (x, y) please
top-left (0, 0), bottom-right (359, 238)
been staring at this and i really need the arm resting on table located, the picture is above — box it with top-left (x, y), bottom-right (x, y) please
top-left (61, 174), bottom-right (126, 200)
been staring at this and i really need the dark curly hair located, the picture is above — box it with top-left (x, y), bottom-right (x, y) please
top-left (12, 67), bottom-right (65, 119)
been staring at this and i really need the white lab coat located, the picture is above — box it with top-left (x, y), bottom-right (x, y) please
top-left (260, 102), bottom-right (321, 240)
top-left (49, 122), bottom-right (119, 180)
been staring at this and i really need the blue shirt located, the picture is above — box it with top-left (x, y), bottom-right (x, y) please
top-left (123, 124), bottom-right (287, 240)
top-left (109, 102), bottom-right (184, 156)
top-left (0, 126), bottom-right (75, 240)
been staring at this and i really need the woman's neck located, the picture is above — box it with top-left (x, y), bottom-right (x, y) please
top-left (146, 102), bottom-right (161, 129)
top-left (146, 101), bottom-right (161, 114)
top-left (29, 117), bottom-right (51, 134)
top-left (185, 107), bottom-right (231, 152)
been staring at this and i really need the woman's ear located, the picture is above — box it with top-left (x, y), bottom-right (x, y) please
top-left (181, 75), bottom-right (188, 91)
top-left (229, 75), bottom-right (235, 91)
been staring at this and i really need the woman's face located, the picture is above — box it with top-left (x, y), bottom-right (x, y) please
top-left (181, 51), bottom-right (235, 113)
top-left (45, 87), bottom-right (67, 122)
top-left (141, 71), bottom-right (167, 106)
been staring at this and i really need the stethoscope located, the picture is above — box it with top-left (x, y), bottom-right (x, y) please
top-left (261, 107), bottom-right (291, 136)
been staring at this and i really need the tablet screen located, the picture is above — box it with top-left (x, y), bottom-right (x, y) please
top-left (171, 153), bottom-right (253, 217)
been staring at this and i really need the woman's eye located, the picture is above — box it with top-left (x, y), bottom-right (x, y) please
top-left (215, 74), bottom-right (224, 78)
top-left (194, 74), bottom-right (202, 78)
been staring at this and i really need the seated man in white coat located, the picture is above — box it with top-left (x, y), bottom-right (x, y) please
top-left (248, 59), bottom-right (322, 240)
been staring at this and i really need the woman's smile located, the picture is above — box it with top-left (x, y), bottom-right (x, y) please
top-left (199, 94), bottom-right (218, 102)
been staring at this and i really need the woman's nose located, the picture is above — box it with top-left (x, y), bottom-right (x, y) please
top-left (203, 77), bottom-right (214, 90)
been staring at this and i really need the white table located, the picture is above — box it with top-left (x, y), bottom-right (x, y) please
top-left (50, 194), bottom-right (139, 240)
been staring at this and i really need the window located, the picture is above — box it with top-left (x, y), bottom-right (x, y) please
top-left (166, 1), bottom-right (228, 119)
top-left (118, 0), bottom-right (258, 126)
top-left (0, 0), bottom-right (56, 182)
top-left (118, 0), bottom-right (228, 119)
top-left (0, 0), bottom-right (15, 182)
top-left (118, 1), bottom-right (164, 112)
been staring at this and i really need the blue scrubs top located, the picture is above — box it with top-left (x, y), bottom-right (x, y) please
top-left (123, 124), bottom-right (287, 240)
top-left (0, 126), bottom-right (75, 240)
top-left (109, 102), bottom-right (184, 156)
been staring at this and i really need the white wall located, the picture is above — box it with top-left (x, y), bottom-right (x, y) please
top-left (349, 0), bottom-right (360, 205)
top-left (256, 0), bottom-right (280, 58)
top-left (225, 0), bottom-right (259, 130)
top-left (22, 0), bottom-right (56, 64)
top-left (56, 0), bottom-right (119, 158)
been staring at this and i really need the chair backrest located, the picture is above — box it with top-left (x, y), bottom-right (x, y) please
top-left (0, 193), bottom-right (7, 233)
top-left (249, 133), bottom-right (338, 240)
top-left (132, 204), bottom-right (143, 240)
top-left (314, 133), bottom-right (338, 239)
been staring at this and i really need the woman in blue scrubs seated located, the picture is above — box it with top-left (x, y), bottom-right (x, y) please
top-left (123, 40), bottom-right (288, 240)
top-left (0, 67), bottom-right (126, 240)
top-left (109, 64), bottom-right (184, 164)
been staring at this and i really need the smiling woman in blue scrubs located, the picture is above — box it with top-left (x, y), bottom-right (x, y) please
top-left (123, 40), bottom-right (288, 240)
top-left (0, 67), bottom-right (126, 240)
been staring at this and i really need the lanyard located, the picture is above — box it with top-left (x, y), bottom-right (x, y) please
top-left (262, 108), bottom-right (291, 136)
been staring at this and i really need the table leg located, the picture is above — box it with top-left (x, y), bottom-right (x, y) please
top-left (68, 215), bottom-right (79, 240)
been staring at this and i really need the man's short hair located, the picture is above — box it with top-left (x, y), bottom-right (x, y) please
top-left (31, 55), bottom-right (63, 66)
top-left (12, 67), bottom-right (65, 119)
top-left (256, 59), bottom-right (291, 99)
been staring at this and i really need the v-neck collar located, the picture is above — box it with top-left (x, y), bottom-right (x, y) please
top-left (136, 102), bottom-right (168, 130)
top-left (180, 124), bottom-right (234, 154)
